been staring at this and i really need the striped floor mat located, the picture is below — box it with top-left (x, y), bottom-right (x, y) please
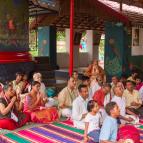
top-left (0, 120), bottom-right (143, 143)
top-left (0, 121), bottom-right (95, 143)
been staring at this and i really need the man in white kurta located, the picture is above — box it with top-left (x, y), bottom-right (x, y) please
top-left (72, 84), bottom-right (89, 129)
top-left (112, 85), bottom-right (138, 124)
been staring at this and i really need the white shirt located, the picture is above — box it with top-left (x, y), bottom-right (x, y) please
top-left (89, 82), bottom-right (101, 100)
top-left (112, 95), bottom-right (126, 116)
top-left (85, 112), bottom-right (101, 133)
top-left (72, 95), bottom-right (88, 121)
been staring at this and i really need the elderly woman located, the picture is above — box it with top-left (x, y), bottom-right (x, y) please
top-left (33, 72), bottom-right (46, 95)
top-left (0, 83), bottom-right (29, 130)
top-left (24, 81), bottom-right (58, 123)
top-left (32, 72), bottom-right (56, 107)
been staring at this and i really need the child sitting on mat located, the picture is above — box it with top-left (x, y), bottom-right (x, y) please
top-left (84, 100), bottom-right (102, 142)
top-left (99, 102), bottom-right (122, 143)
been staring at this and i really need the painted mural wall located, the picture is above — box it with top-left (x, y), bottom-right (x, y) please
top-left (105, 22), bottom-right (124, 78)
top-left (0, 0), bottom-right (29, 52)
top-left (105, 22), bottom-right (143, 79)
top-left (38, 27), bottom-right (49, 56)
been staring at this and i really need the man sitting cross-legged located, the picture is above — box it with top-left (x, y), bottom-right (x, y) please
top-left (112, 85), bottom-right (138, 124)
top-left (123, 80), bottom-right (143, 116)
top-left (58, 77), bottom-right (77, 118)
top-left (72, 84), bottom-right (89, 129)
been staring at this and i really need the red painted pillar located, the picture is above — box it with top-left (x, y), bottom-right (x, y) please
top-left (69, 0), bottom-right (74, 76)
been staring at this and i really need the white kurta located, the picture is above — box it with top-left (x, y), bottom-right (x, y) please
top-left (72, 95), bottom-right (89, 129)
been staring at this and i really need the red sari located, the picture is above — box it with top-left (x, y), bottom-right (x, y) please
top-left (93, 89), bottom-right (105, 107)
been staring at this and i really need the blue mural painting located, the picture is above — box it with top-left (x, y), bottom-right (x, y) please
top-left (38, 27), bottom-right (49, 56)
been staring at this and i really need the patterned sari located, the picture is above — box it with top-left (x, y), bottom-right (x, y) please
top-left (24, 93), bottom-right (58, 123)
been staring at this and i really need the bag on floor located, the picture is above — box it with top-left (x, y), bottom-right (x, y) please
top-left (46, 88), bottom-right (56, 97)
top-left (117, 125), bottom-right (140, 143)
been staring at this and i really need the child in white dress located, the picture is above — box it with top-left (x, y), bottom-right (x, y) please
top-left (84, 100), bottom-right (102, 142)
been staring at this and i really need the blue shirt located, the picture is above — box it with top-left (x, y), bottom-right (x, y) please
top-left (99, 116), bottom-right (118, 142)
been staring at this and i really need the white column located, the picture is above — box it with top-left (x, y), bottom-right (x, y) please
top-left (86, 30), bottom-right (94, 62)
top-left (93, 30), bottom-right (101, 61)
top-left (65, 29), bottom-right (70, 53)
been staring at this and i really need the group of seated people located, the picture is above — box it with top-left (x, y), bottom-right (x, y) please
top-left (0, 60), bottom-right (142, 142)
top-left (0, 72), bottom-right (58, 130)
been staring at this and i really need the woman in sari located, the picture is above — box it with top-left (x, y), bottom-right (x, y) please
top-left (24, 81), bottom-right (58, 123)
top-left (0, 83), bottom-right (29, 130)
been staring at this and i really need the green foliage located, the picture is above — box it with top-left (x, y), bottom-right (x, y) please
top-left (56, 31), bottom-right (65, 41)
top-left (56, 31), bottom-right (66, 53)
top-left (29, 50), bottom-right (38, 57)
top-left (99, 39), bottom-right (105, 61)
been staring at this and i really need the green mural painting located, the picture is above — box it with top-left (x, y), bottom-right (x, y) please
top-left (105, 56), bottom-right (122, 76)
top-left (105, 22), bottom-right (143, 79)
top-left (104, 22), bottom-right (123, 78)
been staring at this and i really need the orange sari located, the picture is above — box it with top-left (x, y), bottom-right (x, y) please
top-left (24, 93), bottom-right (58, 123)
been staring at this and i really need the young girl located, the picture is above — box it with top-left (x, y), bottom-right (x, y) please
top-left (84, 100), bottom-right (101, 143)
